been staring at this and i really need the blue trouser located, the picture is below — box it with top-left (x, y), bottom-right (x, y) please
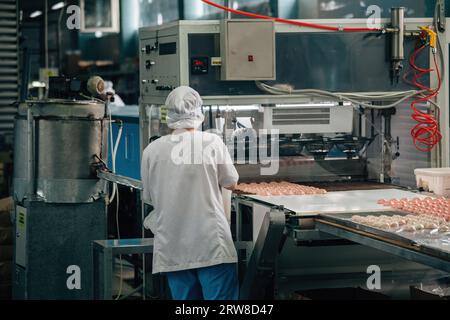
top-left (166, 263), bottom-right (239, 300)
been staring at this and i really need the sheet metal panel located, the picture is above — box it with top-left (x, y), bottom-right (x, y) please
top-left (188, 32), bottom-right (429, 96)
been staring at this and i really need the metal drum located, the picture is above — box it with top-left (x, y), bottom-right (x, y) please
top-left (13, 100), bottom-right (108, 203)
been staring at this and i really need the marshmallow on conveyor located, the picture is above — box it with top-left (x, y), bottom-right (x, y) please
top-left (351, 212), bottom-right (450, 233)
top-left (377, 196), bottom-right (450, 222)
top-left (235, 181), bottom-right (327, 197)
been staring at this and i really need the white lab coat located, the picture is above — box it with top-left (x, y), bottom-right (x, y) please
top-left (141, 131), bottom-right (239, 274)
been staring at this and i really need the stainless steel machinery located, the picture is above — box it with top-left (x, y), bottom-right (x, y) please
top-left (12, 100), bottom-right (109, 299)
top-left (138, 18), bottom-right (449, 178)
top-left (136, 15), bottom-right (450, 299)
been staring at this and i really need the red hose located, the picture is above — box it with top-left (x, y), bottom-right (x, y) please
top-left (404, 44), bottom-right (442, 152)
top-left (201, 0), bottom-right (381, 32)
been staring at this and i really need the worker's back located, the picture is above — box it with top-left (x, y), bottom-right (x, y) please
top-left (141, 130), bottom-right (239, 274)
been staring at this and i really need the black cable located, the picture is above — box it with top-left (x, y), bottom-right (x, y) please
top-left (434, 2), bottom-right (445, 82)
top-left (236, 121), bottom-right (247, 129)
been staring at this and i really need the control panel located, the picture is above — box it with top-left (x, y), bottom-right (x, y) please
top-left (139, 20), bottom-right (277, 104)
top-left (139, 21), bottom-right (423, 105)
top-left (139, 32), bottom-right (181, 102)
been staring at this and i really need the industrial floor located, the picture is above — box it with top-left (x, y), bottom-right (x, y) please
top-left (112, 260), bottom-right (143, 300)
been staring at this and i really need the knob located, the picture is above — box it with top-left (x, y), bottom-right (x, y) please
top-left (144, 44), bottom-right (158, 54)
top-left (142, 80), bottom-right (148, 84)
top-left (151, 79), bottom-right (159, 84)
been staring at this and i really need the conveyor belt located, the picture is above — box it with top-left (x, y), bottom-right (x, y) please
top-left (314, 218), bottom-right (450, 272)
top-left (239, 188), bottom-right (450, 273)
top-left (245, 189), bottom-right (426, 216)
top-left (307, 181), bottom-right (401, 192)
top-left (318, 212), bottom-right (450, 259)
top-left (318, 211), bottom-right (417, 245)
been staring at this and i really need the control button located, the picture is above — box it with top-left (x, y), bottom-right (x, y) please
top-left (145, 43), bottom-right (158, 54)
top-left (142, 80), bottom-right (148, 84)
top-left (151, 79), bottom-right (159, 84)
top-left (248, 55), bottom-right (254, 62)
top-left (145, 60), bottom-right (155, 69)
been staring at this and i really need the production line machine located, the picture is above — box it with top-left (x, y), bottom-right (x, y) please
top-left (12, 77), bottom-right (110, 299)
top-left (10, 7), bottom-right (450, 300)
top-left (133, 12), bottom-right (450, 299)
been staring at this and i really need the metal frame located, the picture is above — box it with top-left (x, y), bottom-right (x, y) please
top-left (315, 220), bottom-right (450, 273)
top-left (434, 19), bottom-right (450, 167)
top-left (92, 238), bottom-right (252, 300)
top-left (92, 238), bottom-right (154, 300)
top-left (239, 207), bottom-right (285, 300)
top-left (234, 194), bottom-right (450, 298)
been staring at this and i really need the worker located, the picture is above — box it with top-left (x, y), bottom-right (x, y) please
top-left (141, 86), bottom-right (240, 300)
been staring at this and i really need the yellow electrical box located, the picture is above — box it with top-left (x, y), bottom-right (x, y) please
top-left (420, 26), bottom-right (437, 49)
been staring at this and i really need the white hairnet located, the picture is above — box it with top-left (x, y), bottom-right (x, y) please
top-left (165, 86), bottom-right (205, 129)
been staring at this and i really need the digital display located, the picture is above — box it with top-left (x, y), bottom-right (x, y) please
top-left (191, 57), bottom-right (209, 75)
top-left (194, 60), bottom-right (205, 66)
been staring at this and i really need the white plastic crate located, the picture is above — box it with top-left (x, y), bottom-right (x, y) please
top-left (414, 168), bottom-right (450, 197)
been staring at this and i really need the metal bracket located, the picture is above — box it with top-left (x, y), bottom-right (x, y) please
top-left (239, 208), bottom-right (286, 299)
top-left (97, 170), bottom-right (143, 190)
top-left (437, 0), bottom-right (446, 32)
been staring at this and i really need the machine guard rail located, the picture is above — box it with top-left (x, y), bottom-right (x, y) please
top-left (97, 170), bottom-right (143, 190)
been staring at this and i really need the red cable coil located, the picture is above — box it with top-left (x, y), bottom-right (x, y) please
top-left (201, 0), bottom-right (381, 32)
top-left (404, 44), bottom-right (442, 152)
